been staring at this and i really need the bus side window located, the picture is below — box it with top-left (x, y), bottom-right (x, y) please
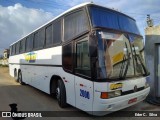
top-left (62, 43), bottom-right (73, 72)
top-left (15, 42), bottom-right (20, 54)
top-left (12, 44), bottom-right (16, 55)
top-left (19, 39), bottom-right (26, 53)
top-left (53, 20), bottom-right (61, 45)
top-left (39, 29), bottom-right (45, 48)
top-left (33, 32), bottom-right (39, 49)
top-left (26, 35), bottom-right (33, 52)
top-left (45, 24), bottom-right (53, 47)
top-left (9, 46), bottom-right (12, 56)
top-left (75, 40), bottom-right (91, 77)
top-left (64, 10), bottom-right (89, 41)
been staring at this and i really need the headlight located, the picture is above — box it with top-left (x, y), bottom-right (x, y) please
top-left (114, 90), bottom-right (121, 96)
top-left (100, 90), bottom-right (121, 99)
top-left (108, 90), bottom-right (121, 98)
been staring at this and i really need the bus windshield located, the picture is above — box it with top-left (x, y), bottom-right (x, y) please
top-left (97, 31), bottom-right (149, 80)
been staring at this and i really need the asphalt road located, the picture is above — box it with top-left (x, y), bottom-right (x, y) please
top-left (0, 67), bottom-right (159, 120)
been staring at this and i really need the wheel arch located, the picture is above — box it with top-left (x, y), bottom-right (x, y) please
top-left (50, 75), bottom-right (64, 95)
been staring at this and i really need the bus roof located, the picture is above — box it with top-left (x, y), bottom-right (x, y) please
top-left (10, 2), bottom-right (135, 46)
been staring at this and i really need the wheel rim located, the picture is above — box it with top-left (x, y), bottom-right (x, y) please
top-left (56, 87), bottom-right (60, 100)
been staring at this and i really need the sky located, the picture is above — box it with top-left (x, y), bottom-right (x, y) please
top-left (0, 0), bottom-right (160, 55)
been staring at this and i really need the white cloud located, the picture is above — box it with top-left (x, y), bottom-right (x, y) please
top-left (0, 3), bottom-right (53, 54)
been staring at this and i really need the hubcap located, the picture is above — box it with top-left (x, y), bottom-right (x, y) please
top-left (56, 87), bottom-right (60, 100)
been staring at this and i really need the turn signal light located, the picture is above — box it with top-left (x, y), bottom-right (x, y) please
top-left (100, 92), bottom-right (108, 99)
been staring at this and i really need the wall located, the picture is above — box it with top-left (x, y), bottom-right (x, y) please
top-left (145, 25), bottom-right (160, 103)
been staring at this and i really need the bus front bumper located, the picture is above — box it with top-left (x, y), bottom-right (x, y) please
top-left (92, 87), bottom-right (150, 116)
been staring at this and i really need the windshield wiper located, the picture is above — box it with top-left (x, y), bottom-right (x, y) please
top-left (132, 45), bottom-right (149, 76)
top-left (132, 44), bottom-right (144, 75)
top-left (119, 42), bottom-right (130, 79)
top-left (119, 55), bottom-right (126, 79)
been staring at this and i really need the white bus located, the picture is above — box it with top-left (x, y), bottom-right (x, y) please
top-left (9, 2), bottom-right (150, 116)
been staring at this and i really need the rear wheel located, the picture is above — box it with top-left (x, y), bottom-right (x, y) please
top-left (56, 80), bottom-right (67, 108)
top-left (14, 69), bottom-right (18, 82)
top-left (18, 71), bottom-right (25, 85)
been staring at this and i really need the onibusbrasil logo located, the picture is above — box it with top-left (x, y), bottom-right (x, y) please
top-left (2, 103), bottom-right (42, 119)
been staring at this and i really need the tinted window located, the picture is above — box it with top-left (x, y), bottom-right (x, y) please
top-left (63, 43), bottom-right (73, 71)
top-left (19, 39), bottom-right (26, 53)
top-left (53, 20), bottom-right (61, 44)
top-left (19, 41), bottom-right (22, 53)
top-left (9, 46), bottom-right (12, 55)
top-left (34, 30), bottom-right (45, 49)
top-left (15, 42), bottom-right (20, 54)
top-left (64, 10), bottom-right (89, 41)
top-left (89, 6), bottom-right (140, 35)
top-left (11, 46), bottom-right (13, 55)
top-left (12, 44), bottom-right (16, 55)
top-left (76, 40), bottom-right (90, 76)
top-left (45, 25), bottom-right (52, 47)
top-left (33, 32), bottom-right (39, 49)
top-left (10, 46), bottom-right (13, 55)
top-left (26, 35), bottom-right (33, 51)
top-left (39, 29), bottom-right (45, 48)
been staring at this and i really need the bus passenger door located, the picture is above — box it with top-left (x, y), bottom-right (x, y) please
top-left (74, 38), bottom-right (93, 111)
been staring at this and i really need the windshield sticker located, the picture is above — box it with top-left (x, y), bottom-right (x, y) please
top-left (24, 52), bottom-right (37, 63)
top-left (110, 83), bottom-right (123, 90)
top-left (112, 52), bottom-right (124, 65)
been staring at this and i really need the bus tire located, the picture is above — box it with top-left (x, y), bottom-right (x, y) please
top-left (56, 79), bottom-right (67, 108)
top-left (18, 71), bottom-right (25, 85)
top-left (14, 69), bottom-right (18, 82)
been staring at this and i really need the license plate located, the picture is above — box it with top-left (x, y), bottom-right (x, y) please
top-left (128, 98), bottom-right (137, 104)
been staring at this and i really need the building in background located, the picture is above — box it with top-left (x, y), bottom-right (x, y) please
top-left (0, 49), bottom-right (9, 66)
top-left (3, 49), bottom-right (9, 59)
top-left (145, 15), bottom-right (160, 105)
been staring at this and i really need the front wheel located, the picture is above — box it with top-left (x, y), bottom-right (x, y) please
top-left (56, 80), bottom-right (67, 108)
